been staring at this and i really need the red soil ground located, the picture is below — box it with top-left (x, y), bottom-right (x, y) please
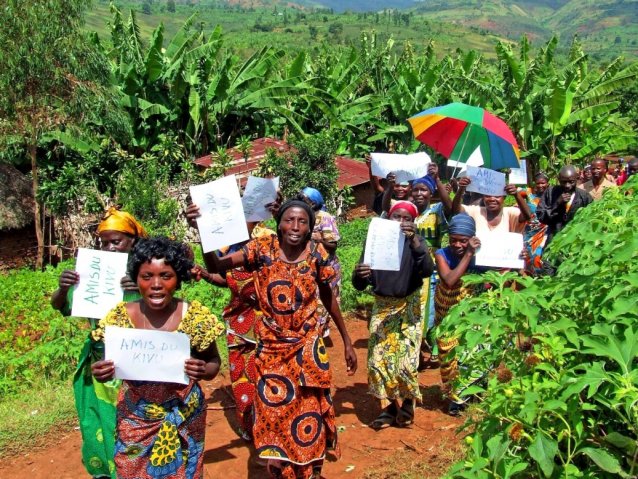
top-left (0, 315), bottom-right (464, 479)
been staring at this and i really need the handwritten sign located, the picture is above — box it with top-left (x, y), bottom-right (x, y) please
top-left (105, 326), bottom-right (190, 384)
top-left (242, 176), bottom-right (280, 222)
top-left (475, 232), bottom-right (524, 269)
top-left (509, 160), bottom-right (528, 185)
top-left (370, 152), bottom-right (431, 183)
top-left (363, 217), bottom-right (405, 271)
top-left (465, 165), bottom-right (507, 197)
top-left (71, 249), bottom-right (128, 319)
top-left (190, 175), bottom-right (249, 253)
top-left (447, 146), bottom-right (484, 174)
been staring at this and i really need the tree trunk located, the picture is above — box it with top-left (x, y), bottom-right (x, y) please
top-left (30, 142), bottom-right (44, 270)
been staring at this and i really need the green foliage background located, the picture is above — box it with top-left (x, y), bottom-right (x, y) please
top-left (441, 176), bottom-right (638, 478)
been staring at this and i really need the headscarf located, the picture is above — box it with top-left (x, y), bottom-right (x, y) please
top-left (388, 200), bottom-right (418, 220)
top-left (412, 175), bottom-right (437, 194)
top-left (301, 187), bottom-right (325, 211)
top-left (448, 213), bottom-right (476, 237)
top-left (276, 199), bottom-right (316, 234)
top-left (97, 206), bottom-right (148, 238)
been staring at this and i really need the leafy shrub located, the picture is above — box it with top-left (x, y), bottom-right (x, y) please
top-left (443, 177), bottom-right (638, 479)
top-left (337, 217), bottom-right (373, 311)
top-left (116, 153), bottom-right (185, 239)
top-left (0, 261), bottom-right (85, 395)
top-left (256, 132), bottom-right (340, 213)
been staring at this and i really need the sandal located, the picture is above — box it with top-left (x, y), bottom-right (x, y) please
top-left (396, 400), bottom-right (415, 427)
top-left (370, 405), bottom-right (397, 430)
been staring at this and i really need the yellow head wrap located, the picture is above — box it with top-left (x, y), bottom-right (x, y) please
top-left (97, 206), bottom-right (148, 238)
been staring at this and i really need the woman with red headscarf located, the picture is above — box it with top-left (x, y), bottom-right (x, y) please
top-left (352, 201), bottom-right (434, 429)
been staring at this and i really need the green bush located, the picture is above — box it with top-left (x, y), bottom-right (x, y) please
top-left (443, 177), bottom-right (638, 479)
top-left (0, 261), bottom-right (86, 395)
top-left (117, 154), bottom-right (185, 239)
top-left (337, 217), bottom-right (373, 311)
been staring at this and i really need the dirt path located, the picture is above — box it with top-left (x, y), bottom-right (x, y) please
top-left (0, 316), bottom-right (463, 478)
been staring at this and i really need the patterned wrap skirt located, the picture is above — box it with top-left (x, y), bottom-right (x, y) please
top-left (367, 289), bottom-right (423, 402)
top-left (252, 321), bottom-right (338, 478)
top-left (113, 380), bottom-right (206, 479)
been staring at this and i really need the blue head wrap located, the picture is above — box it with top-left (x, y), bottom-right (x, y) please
top-left (301, 187), bottom-right (325, 211)
top-left (448, 213), bottom-right (476, 237)
top-left (412, 175), bottom-right (437, 194)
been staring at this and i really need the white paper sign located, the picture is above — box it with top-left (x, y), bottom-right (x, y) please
top-left (509, 160), bottom-right (528, 185)
top-left (370, 152), bottom-right (431, 183)
top-left (475, 232), bottom-right (525, 269)
top-left (190, 175), bottom-right (249, 253)
top-left (105, 326), bottom-right (190, 384)
top-left (242, 176), bottom-right (280, 222)
top-left (363, 217), bottom-right (405, 271)
top-left (465, 165), bottom-right (507, 197)
top-left (447, 146), bottom-right (484, 174)
top-left (71, 248), bottom-right (128, 319)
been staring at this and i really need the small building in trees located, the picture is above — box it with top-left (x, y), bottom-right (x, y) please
top-left (193, 137), bottom-right (373, 215)
top-left (0, 164), bottom-right (38, 270)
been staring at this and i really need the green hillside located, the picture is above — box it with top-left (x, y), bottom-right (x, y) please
top-left (411, 0), bottom-right (638, 61)
top-left (85, 1), bottom-right (508, 58)
top-left (85, 0), bottom-right (637, 61)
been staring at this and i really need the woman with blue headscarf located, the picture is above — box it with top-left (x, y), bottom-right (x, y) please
top-left (434, 213), bottom-right (486, 415)
top-left (299, 187), bottom-right (342, 337)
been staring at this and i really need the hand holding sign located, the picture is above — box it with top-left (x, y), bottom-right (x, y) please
top-left (370, 152), bottom-right (431, 184)
top-left (475, 232), bottom-right (524, 269)
top-left (363, 217), bottom-right (405, 271)
top-left (105, 326), bottom-right (191, 385)
top-left (464, 166), bottom-right (506, 197)
top-left (242, 176), bottom-right (280, 222)
top-left (189, 175), bottom-right (249, 253)
top-left (71, 249), bottom-right (129, 319)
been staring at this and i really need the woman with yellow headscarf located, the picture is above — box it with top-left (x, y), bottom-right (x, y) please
top-left (51, 206), bottom-right (147, 479)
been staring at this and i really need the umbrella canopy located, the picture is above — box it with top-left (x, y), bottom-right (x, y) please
top-left (407, 103), bottom-right (520, 170)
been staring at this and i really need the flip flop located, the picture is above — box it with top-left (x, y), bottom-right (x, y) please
top-left (396, 400), bottom-right (415, 427)
top-left (370, 410), bottom-right (396, 430)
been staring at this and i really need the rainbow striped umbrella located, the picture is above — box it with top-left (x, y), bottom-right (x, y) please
top-left (407, 103), bottom-right (520, 170)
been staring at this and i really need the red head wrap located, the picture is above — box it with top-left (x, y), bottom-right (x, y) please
top-left (388, 200), bottom-right (418, 220)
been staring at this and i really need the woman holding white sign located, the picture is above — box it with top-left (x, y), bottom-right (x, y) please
top-left (201, 199), bottom-right (357, 479)
top-left (352, 201), bottom-right (434, 429)
top-left (50, 206), bottom-right (147, 479)
top-left (452, 176), bottom-right (531, 234)
top-left (90, 237), bottom-right (224, 479)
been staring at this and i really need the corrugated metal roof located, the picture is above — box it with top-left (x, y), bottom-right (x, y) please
top-left (193, 138), bottom-right (368, 188)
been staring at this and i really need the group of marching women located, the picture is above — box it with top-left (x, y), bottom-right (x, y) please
top-left (52, 160), bottom-right (584, 478)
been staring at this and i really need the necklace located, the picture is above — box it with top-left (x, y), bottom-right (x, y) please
top-left (141, 300), bottom-right (179, 331)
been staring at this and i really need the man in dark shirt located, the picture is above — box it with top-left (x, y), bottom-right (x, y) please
top-left (537, 165), bottom-right (593, 245)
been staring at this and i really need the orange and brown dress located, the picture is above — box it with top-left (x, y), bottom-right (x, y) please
top-left (242, 234), bottom-right (339, 478)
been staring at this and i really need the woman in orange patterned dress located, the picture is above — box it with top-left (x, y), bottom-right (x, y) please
top-left (200, 199), bottom-right (357, 479)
